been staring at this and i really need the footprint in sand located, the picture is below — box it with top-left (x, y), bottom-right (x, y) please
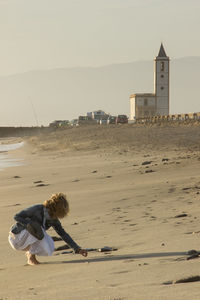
top-left (145, 169), bottom-right (155, 173)
top-left (33, 180), bottom-right (50, 187)
top-left (142, 161), bottom-right (153, 166)
top-left (112, 207), bottom-right (122, 212)
top-left (162, 158), bottom-right (169, 162)
top-left (175, 213), bottom-right (188, 218)
top-left (111, 270), bottom-right (131, 275)
top-left (121, 198), bottom-right (129, 201)
top-left (168, 187), bottom-right (176, 193)
top-left (6, 203), bottom-right (21, 207)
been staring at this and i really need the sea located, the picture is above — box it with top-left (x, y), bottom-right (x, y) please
top-left (0, 141), bottom-right (24, 171)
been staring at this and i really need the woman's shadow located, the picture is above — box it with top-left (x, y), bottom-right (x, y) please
top-left (42, 251), bottom-right (190, 265)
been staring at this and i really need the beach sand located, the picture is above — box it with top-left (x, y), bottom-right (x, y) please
top-left (1, 124), bottom-right (200, 300)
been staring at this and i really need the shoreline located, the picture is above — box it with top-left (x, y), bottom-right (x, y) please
top-left (0, 139), bottom-right (25, 171)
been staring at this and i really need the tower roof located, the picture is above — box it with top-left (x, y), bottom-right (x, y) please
top-left (157, 43), bottom-right (167, 58)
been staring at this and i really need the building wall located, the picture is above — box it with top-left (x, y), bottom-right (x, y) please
top-left (130, 95), bottom-right (156, 120)
top-left (136, 96), bottom-right (156, 118)
top-left (130, 97), bottom-right (135, 120)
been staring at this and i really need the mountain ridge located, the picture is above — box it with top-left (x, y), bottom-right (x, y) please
top-left (0, 57), bottom-right (200, 126)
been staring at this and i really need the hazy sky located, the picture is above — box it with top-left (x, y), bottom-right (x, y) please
top-left (0, 0), bottom-right (200, 75)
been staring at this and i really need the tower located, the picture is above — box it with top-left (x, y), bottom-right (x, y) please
top-left (154, 43), bottom-right (170, 116)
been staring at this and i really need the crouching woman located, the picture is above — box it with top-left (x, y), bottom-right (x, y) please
top-left (8, 193), bottom-right (87, 265)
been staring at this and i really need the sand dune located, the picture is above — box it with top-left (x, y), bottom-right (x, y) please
top-left (1, 123), bottom-right (200, 299)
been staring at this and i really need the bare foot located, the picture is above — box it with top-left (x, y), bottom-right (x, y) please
top-left (26, 252), bottom-right (40, 265)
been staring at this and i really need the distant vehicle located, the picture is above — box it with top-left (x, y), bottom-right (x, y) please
top-left (59, 120), bottom-right (70, 127)
top-left (99, 118), bottom-right (109, 125)
top-left (49, 120), bottom-right (70, 128)
top-left (78, 116), bottom-right (96, 124)
top-left (108, 116), bottom-right (117, 124)
top-left (49, 120), bottom-right (63, 128)
top-left (79, 116), bottom-right (88, 121)
top-left (70, 119), bottom-right (79, 126)
top-left (117, 115), bottom-right (128, 124)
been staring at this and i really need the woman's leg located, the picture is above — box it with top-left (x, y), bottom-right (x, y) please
top-left (8, 230), bottom-right (54, 265)
top-left (25, 251), bottom-right (40, 265)
top-left (29, 232), bottom-right (54, 257)
top-left (23, 232), bottom-right (54, 265)
top-left (21, 245), bottom-right (40, 265)
top-left (25, 234), bottom-right (54, 265)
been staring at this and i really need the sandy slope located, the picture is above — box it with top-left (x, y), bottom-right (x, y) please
top-left (1, 124), bottom-right (200, 300)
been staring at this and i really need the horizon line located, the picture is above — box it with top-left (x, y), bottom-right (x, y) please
top-left (0, 55), bottom-right (200, 77)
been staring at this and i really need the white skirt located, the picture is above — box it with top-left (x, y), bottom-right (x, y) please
top-left (8, 228), bottom-right (55, 256)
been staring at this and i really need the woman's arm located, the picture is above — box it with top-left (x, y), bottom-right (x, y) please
top-left (51, 219), bottom-right (83, 253)
top-left (52, 220), bottom-right (88, 256)
top-left (52, 221), bottom-right (88, 257)
top-left (76, 249), bottom-right (88, 257)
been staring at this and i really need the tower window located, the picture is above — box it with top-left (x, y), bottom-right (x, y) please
top-left (144, 99), bottom-right (148, 106)
top-left (161, 62), bottom-right (165, 71)
top-left (161, 74), bottom-right (164, 78)
top-left (161, 86), bottom-right (164, 90)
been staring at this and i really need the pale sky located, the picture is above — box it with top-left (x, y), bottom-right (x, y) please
top-left (0, 0), bottom-right (200, 75)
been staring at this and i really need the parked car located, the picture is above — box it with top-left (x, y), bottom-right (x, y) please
top-left (49, 120), bottom-right (70, 128)
top-left (99, 118), bottom-right (109, 125)
top-left (70, 119), bottom-right (79, 126)
top-left (117, 115), bottom-right (128, 124)
top-left (49, 120), bottom-right (62, 128)
top-left (78, 116), bottom-right (96, 124)
top-left (108, 116), bottom-right (117, 124)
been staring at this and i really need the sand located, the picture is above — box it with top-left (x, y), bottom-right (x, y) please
top-left (1, 123), bottom-right (200, 300)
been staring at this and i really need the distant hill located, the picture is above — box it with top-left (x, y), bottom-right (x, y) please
top-left (0, 57), bottom-right (200, 126)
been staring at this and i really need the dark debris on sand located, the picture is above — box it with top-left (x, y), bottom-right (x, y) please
top-left (163, 275), bottom-right (200, 285)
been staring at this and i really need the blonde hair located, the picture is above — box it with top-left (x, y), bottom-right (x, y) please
top-left (43, 193), bottom-right (69, 219)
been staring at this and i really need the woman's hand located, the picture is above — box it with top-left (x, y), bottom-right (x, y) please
top-left (77, 249), bottom-right (88, 257)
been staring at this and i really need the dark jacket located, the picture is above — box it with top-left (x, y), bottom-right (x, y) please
top-left (10, 204), bottom-right (80, 252)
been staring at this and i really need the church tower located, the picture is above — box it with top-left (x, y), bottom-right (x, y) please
top-left (154, 43), bottom-right (170, 116)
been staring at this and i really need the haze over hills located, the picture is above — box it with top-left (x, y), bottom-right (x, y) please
top-left (0, 57), bottom-right (200, 126)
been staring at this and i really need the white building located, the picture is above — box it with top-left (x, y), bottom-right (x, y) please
top-left (130, 44), bottom-right (170, 120)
